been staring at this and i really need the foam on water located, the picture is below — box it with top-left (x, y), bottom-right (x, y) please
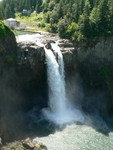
top-left (34, 123), bottom-right (113, 150)
top-left (16, 34), bottom-right (44, 47)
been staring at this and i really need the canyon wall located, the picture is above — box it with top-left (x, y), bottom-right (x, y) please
top-left (61, 38), bottom-right (113, 116)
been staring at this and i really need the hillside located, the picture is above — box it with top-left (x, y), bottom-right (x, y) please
top-left (1, 0), bottom-right (113, 41)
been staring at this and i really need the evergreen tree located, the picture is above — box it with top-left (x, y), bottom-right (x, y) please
top-left (90, 7), bottom-right (99, 37)
top-left (0, 2), bottom-right (3, 20)
top-left (78, 14), bottom-right (91, 40)
top-left (108, 0), bottom-right (113, 34)
top-left (4, 4), bottom-right (13, 18)
top-left (83, 0), bottom-right (91, 16)
top-left (96, 0), bottom-right (109, 36)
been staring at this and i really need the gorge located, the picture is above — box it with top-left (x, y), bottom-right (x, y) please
top-left (0, 31), bottom-right (113, 149)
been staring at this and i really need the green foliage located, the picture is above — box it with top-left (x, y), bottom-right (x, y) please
top-left (5, 55), bottom-right (15, 63)
top-left (15, 13), bottom-right (47, 32)
top-left (78, 14), bottom-right (91, 40)
top-left (50, 23), bottom-right (57, 33)
top-left (38, 21), bottom-right (45, 28)
top-left (36, 0), bottom-right (42, 13)
top-left (1, 0), bottom-right (113, 41)
top-left (0, 21), bottom-right (13, 37)
top-left (58, 18), bottom-right (68, 38)
top-left (0, 2), bottom-right (3, 20)
top-left (67, 22), bottom-right (78, 40)
top-left (83, 0), bottom-right (91, 16)
top-left (44, 11), bottom-right (51, 23)
top-left (4, 3), bottom-right (15, 19)
top-left (42, 0), bottom-right (113, 41)
top-left (45, 24), bottom-right (52, 32)
top-left (1, 0), bottom-right (42, 19)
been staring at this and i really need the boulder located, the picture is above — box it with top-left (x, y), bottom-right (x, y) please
top-left (2, 138), bottom-right (47, 150)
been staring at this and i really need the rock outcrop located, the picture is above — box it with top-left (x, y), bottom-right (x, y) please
top-left (1, 138), bottom-right (47, 150)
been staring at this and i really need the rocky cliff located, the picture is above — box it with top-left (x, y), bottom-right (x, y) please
top-left (58, 37), bottom-right (113, 117)
top-left (0, 22), bottom-right (18, 143)
top-left (16, 34), bottom-right (113, 116)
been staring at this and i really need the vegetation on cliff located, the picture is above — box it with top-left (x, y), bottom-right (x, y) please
top-left (0, 21), bottom-right (17, 65)
top-left (0, 21), bottom-right (14, 37)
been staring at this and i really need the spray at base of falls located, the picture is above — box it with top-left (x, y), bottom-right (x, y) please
top-left (43, 42), bottom-right (84, 125)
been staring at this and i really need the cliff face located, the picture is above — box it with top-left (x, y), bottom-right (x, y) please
top-left (0, 33), bottom-right (48, 142)
top-left (0, 27), bottom-right (17, 69)
top-left (0, 23), bottom-right (18, 143)
top-left (61, 38), bottom-right (113, 116)
top-left (16, 34), bottom-right (45, 89)
top-left (77, 38), bottom-right (113, 116)
top-left (15, 34), bottom-right (113, 118)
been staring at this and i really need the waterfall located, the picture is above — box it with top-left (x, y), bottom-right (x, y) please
top-left (43, 42), bottom-right (84, 125)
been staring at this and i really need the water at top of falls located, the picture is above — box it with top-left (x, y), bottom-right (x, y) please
top-left (43, 42), bottom-right (84, 125)
top-left (44, 46), bottom-right (66, 112)
top-left (51, 42), bottom-right (64, 79)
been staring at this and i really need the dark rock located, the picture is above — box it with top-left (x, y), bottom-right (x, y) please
top-left (45, 40), bottom-right (55, 49)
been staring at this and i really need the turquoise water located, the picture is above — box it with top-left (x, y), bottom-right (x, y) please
top-left (15, 30), bottom-right (37, 35)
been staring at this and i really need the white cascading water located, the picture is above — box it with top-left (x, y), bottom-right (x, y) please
top-left (43, 42), bottom-right (84, 125)
top-left (51, 42), bottom-right (64, 79)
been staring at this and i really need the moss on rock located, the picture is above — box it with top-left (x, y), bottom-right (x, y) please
top-left (0, 21), bottom-right (14, 37)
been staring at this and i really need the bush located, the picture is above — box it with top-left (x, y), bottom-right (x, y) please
top-left (0, 21), bottom-right (6, 36)
top-left (50, 24), bottom-right (57, 33)
top-left (45, 24), bottom-right (52, 32)
top-left (44, 11), bottom-right (52, 23)
top-left (38, 21), bottom-right (45, 28)
top-left (66, 22), bottom-right (78, 39)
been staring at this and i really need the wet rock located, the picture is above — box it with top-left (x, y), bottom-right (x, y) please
top-left (2, 138), bottom-right (47, 150)
top-left (45, 40), bottom-right (55, 49)
top-left (22, 138), bottom-right (34, 149)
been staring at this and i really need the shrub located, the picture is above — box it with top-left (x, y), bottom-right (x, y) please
top-left (50, 24), bottom-right (57, 33)
top-left (66, 22), bottom-right (78, 39)
top-left (38, 21), bottom-right (45, 28)
top-left (45, 24), bottom-right (52, 32)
